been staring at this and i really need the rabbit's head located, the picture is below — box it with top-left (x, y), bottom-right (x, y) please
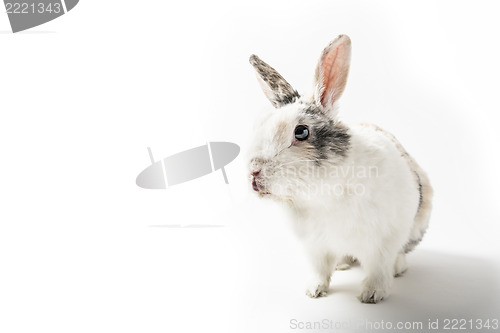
top-left (248, 35), bottom-right (352, 201)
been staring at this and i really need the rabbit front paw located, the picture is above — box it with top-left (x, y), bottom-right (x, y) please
top-left (306, 281), bottom-right (330, 298)
top-left (358, 287), bottom-right (387, 304)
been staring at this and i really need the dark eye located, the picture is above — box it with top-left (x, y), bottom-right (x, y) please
top-left (294, 125), bottom-right (309, 141)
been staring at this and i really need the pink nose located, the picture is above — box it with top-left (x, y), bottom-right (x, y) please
top-left (251, 170), bottom-right (261, 177)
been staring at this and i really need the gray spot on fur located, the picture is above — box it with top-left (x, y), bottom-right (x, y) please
top-left (249, 55), bottom-right (300, 108)
top-left (414, 171), bottom-right (423, 211)
top-left (299, 104), bottom-right (350, 164)
top-left (403, 232), bottom-right (425, 254)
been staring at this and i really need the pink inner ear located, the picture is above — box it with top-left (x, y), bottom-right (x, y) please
top-left (320, 40), bottom-right (349, 107)
top-left (321, 48), bottom-right (339, 106)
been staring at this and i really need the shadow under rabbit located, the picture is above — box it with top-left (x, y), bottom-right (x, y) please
top-left (293, 250), bottom-right (499, 332)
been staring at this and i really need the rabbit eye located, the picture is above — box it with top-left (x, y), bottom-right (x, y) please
top-left (294, 125), bottom-right (309, 141)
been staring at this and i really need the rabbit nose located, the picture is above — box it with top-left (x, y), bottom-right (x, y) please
top-left (251, 170), bottom-right (261, 177)
top-left (250, 158), bottom-right (264, 172)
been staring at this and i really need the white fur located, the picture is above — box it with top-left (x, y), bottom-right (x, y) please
top-left (296, 123), bottom-right (419, 302)
top-left (249, 117), bottom-right (420, 302)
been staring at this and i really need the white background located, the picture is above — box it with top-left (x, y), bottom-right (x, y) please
top-left (1, 1), bottom-right (500, 332)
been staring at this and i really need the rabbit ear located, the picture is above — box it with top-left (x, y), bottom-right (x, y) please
top-left (313, 35), bottom-right (351, 115)
top-left (249, 55), bottom-right (300, 108)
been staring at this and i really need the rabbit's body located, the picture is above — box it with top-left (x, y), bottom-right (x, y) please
top-left (248, 35), bottom-right (432, 303)
top-left (289, 122), bottom-right (422, 254)
top-left (287, 122), bottom-right (432, 302)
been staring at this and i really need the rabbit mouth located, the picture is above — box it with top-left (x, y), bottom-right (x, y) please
top-left (252, 177), bottom-right (271, 195)
top-left (252, 178), bottom-right (259, 191)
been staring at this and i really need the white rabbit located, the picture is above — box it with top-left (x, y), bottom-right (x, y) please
top-left (248, 35), bottom-right (433, 303)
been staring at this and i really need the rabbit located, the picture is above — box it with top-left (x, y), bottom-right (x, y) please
top-left (247, 35), bottom-right (433, 303)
